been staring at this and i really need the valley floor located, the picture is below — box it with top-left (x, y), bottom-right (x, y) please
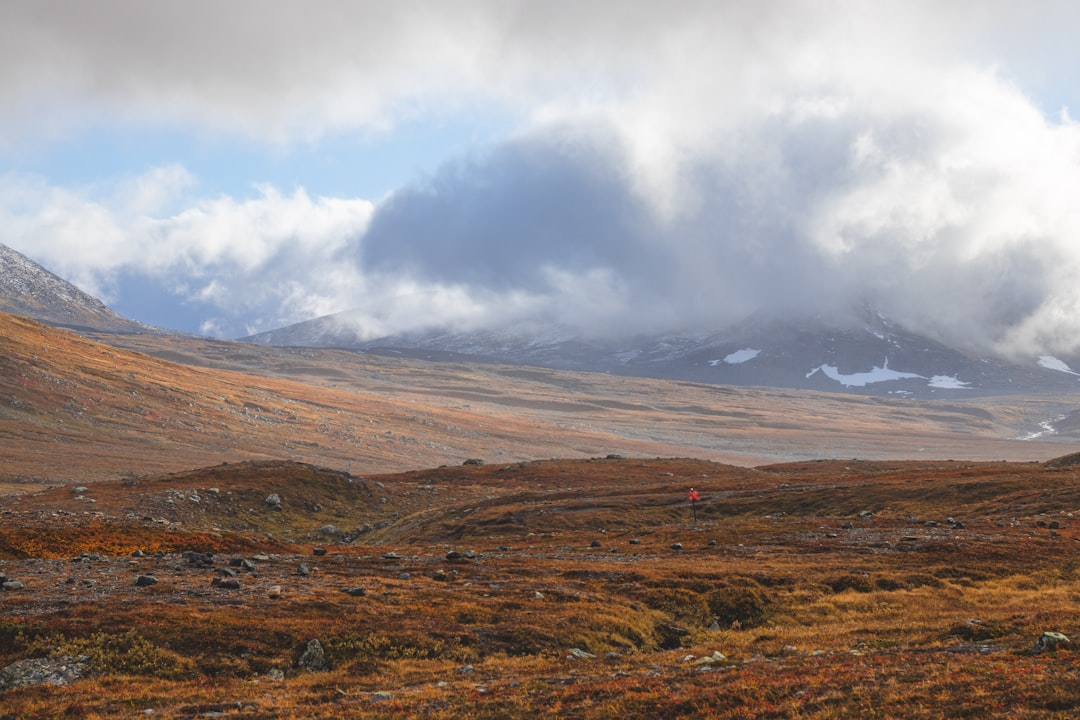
top-left (3, 457), bottom-right (1080, 718)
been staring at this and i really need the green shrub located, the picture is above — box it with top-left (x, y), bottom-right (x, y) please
top-left (27, 629), bottom-right (197, 679)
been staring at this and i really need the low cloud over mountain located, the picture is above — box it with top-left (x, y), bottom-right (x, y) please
top-left (3, 2), bottom-right (1080, 359)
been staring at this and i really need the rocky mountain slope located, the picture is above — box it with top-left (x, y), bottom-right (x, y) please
top-left (243, 310), bottom-right (1080, 399)
top-left (0, 243), bottom-right (156, 334)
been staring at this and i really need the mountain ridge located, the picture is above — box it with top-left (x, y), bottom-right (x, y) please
top-left (0, 243), bottom-right (159, 335)
top-left (242, 309), bottom-right (1080, 399)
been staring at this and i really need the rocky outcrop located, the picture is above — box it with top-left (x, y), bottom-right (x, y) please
top-left (0, 656), bottom-right (92, 690)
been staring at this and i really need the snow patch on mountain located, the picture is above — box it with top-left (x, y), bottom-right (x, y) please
top-left (806, 359), bottom-right (923, 388)
top-left (710, 348), bottom-right (760, 366)
top-left (1038, 356), bottom-right (1080, 376)
top-left (928, 375), bottom-right (971, 389)
top-left (1018, 416), bottom-right (1066, 440)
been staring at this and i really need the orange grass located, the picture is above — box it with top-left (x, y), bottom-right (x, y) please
top-left (3, 457), bottom-right (1080, 717)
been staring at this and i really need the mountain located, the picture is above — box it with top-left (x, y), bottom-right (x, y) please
top-left (0, 243), bottom-right (156, 334)
top-left (242, 310), bottom-right (1080, 399)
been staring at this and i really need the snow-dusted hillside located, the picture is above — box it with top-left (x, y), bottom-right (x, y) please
top-left (0, 244), bottom-right (155, 334)
top-left (243, 310), bottom-right (1080, 398)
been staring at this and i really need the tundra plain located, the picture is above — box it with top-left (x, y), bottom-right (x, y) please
top-left (3, 312), bottom-right (1080, 718)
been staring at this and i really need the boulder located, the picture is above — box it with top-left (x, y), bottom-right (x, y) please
top-left (1034, 631), bottom-right (1071, 653)
top-left (297, 638), bottom-right (328, 672)
top-left (0, 656), bottom-right (91, 690)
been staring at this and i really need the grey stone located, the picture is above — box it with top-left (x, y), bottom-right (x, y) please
top-left (1034, 631), bottom-right (1071, 653)
top-left (133, 575), bottom-right (157, 587)
top-left (0, 656), bottom-right (91, 690)
top-left (297, 638), bottom-right (328, 672)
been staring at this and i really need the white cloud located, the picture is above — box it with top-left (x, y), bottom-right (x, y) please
top-left (1, 168), bottom-right (374, 334)
top-left (5, 2), bottom-right (1080, 354)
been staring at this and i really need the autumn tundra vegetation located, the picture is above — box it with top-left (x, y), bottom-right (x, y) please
top-left (3, 455), bottom-right (1080, 719)
top-left (3, 313), bottom-right (1080, 717)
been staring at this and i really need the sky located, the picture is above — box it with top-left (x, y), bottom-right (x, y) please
top-left (3, 1), bottom-right (1080, 358)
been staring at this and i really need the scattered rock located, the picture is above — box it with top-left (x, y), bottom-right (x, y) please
top-left (670, 543), bottom-right (683, 550)
top-left (568, 648), bottom-right (597, 659)
top-left (590, 540), bottom-right (602, 548)
top-left (458, 664), bottom-right (474, 674)
top-left (265, 493), bottom-right (282, 510)
top-left (297, 639), bottom-right (328, 672)
top-left (692, 651), bottom-right (728, 666)
top-left (318, 525), bottom-right (342, 539)
top-left (183, 551), bottom-right (215, 568)
top-left (312, 547), bottom-right (328, 557)
top-left (629, 538), bottom-right (641, 545)
top-left (369, 691), bottom-right (395, 703)
top-left (268, 586), bottom-right (283, 599)
top-left (212, 578), bottom-right (241, 590)
top-left (381, 552), bottom-right (402, 560)
top-left (71, 486), bottom-right (87, 495)
top-left (131, 549), bottom-right (145, 558)
top-left (1034, 631), bottom-right (1071, 653)
top-left (133, 574), bottom-right (158, 587)
top-left (0, 656), bottom-right (92, 690)
top-left (297, 563), bottom-right (311, 577)
top-left (342, 587), bottom-right (367, 597)
top-left (463, 458), bottom-right (485, 466)
top-left (398, 572), bottom-right (411, 580)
